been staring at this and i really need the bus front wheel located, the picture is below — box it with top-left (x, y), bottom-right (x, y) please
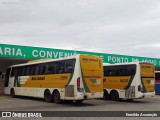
top-left (110, 91), bottom-right (119, 101)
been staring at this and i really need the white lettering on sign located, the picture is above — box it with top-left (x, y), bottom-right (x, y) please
top-left (47, 51), bottom-right (52, 58)
top-left (32, 50), bottom-right (76, 58)
top-left (142, 59), bottom-right (157, 65)
top-left (100, 55), bottom-right (104, 61)
top-left (108, 56), bottom-right (128, 63)
top-left (132, 58), bottom-right (139, 62)
top-left (59, 52), bottom-right (63, 58)
top-left (32, 50), bottom-right (38, 57)
top-left (5, 48), bottom-right (11, 55)
top-left (0, 47), bottom-right (23, 57)
top-left (39, 50), bottom-right (45, 57)
top-left (16, 49), bottom-right (23, 56)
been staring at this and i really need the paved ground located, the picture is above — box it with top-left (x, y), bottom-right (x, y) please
top-left (0, 94), bottom-right (160, 120)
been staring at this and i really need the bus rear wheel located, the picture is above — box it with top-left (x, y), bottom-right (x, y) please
top-left (110, 91), bottom-right (119, 101)
top-left (44, 90), bottom-right (53, 103)
top-left (103, 90), bottom-right (110, 100)
top-left (53, 90), bottom-right (62, 104)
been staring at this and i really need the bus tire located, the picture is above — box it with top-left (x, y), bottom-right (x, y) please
top-left (10, 88), bottom-right (16, 98)
top-left (110, 90), bottom-right (119, 101)
top-left (103, 89), bottom-right (110, 100)
top-left (44, 90), bottom-right (53, 103)
top-left (127, 99), bottom-right (133, 101)
top-left (76, 100), bottom-right (83, 104)
top-left (53, 90), bottom-right (62, 104)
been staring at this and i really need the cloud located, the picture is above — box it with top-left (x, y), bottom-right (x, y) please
top-left (0, 0), bottom-right (160, 58)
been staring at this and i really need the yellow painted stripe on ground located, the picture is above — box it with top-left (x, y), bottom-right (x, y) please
top-left (0, 95), bottom-right (11, 99)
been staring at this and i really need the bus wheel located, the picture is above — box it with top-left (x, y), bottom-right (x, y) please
top-left (76, 100), bottom-right (83, 104)
top-left (44, 90), bottom-right (53, 103)
top-left (10, 89), bottom-right (16, 98)
top-left (53, 90), bottom-right (62, 104)
top-left (110, 91), bottom-right (119, 101)
top-left (103, 90), bottom-right (110, 100)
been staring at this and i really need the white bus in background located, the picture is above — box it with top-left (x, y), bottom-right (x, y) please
top-left (4, 54), bottom-right (103, 104)
top-left (103, 62), bottom-right (155, 101)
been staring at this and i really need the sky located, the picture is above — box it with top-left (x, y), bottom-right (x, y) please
top-left (0, 0), bottom-right (160, 58)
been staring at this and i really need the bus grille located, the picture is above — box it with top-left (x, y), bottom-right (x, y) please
top-left (65, 85), bottom-right (74, 97)
top-left (125, 86), bottom-right (135, 98)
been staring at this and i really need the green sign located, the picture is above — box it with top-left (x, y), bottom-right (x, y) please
top-left (1, 44), bottom-right (160, 67)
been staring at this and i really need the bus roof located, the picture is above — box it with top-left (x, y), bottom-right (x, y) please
top-left (103, 62), bottom-right (154, 66)
top-left (8, 54), bottom-right (101, 68)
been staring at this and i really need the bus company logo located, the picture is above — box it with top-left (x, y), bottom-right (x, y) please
top-left (60, 76), bottom-right (68, 80)
top-left (90, 79), bottom-right (101, 85)
top-left (2, 112), bottom-right (11, 117)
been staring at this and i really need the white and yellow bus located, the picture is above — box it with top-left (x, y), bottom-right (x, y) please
top-left (103, 62), bottom-right (155, 101)
top-left (4, 54), bottom-right (103, 103)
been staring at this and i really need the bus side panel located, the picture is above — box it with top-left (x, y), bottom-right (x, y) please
top-left (19, 74), bottom-right (71, 88)
top-left (103, 76), bottom-right (132, 90)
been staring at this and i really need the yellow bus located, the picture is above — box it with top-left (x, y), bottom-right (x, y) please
top-left (103, 62), bottom-right (155, 101)
top-left (4, 54), bottom-right (103, 103)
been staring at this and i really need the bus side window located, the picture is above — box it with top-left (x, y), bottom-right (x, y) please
top-left (21, 67), bottom-right (26, 76)
top-left (11, 67), bottom-right (18, 77)
top-left (26, 66), bottom-right (31, 76)
top-left (46, 63), bottom-right (54, 74)
top-left (5, 68), bottom-right (11, 87)
top-left (54, 63), bottom-right (60, 74)
top-left (44, 64), bottom-right (49, 74)
top-left (17, 67), bottom-right (22, 76)
top-left (39, 64), bottom-right (45, 75)
top-left (30, 65), bottom-right (36, 75)
top-left (59, 62), bottom-right (65, 74)
top-left (127, 65), bottom-right (136, 76)
top-left (11, 68), bottom-right (15, 77)
top-left (64, 59), bottom-right (75, 73)
top-left (35, 65), bottom-right (40, 75)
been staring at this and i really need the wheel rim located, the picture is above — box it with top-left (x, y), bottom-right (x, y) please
top-left (54, 91), bottom-right (60, 103)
